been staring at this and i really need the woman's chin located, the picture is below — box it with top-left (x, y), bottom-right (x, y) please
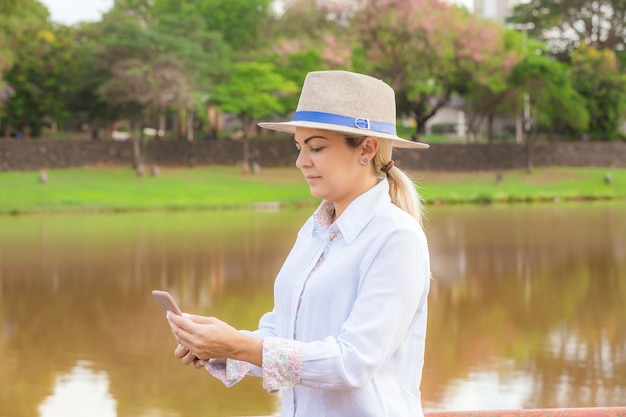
top-left (308, 187), bottom-right (327, 200)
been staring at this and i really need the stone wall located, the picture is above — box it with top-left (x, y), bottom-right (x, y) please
top-left (1, 138), bottom-right (625, 172)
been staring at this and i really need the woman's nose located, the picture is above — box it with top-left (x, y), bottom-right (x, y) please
top-left (295, 149), bottom-right (309, 169)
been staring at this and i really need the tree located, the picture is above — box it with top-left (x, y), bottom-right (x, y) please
top-left (153, 0), bottom-right (274, 51)
top-left (0, 0), bottom-right (49, 130)
top-left (352, 0), bottom-right (517, 137)
top-left (456, 25), bottom-right (525, 142)
top-left (0, 0), bottom-right (40, 80)
top-left (61, 22), bottom-right (121, 135)
top-left (94, 0), bottom-right (231, 169)
top-left (508, 0), bottom-right (626, 63)
top-left (2, 17), bottom-right (76, 137)
top-left (508, 1), bottom-right (626, 141)
top-left (508, 53), bottom-right (590, 172)
top-left (570, 45), bottom-right (626, 140)
top-left (509, 54), bottom-right (589, 138)
top-left (260, 0), bottom-right (356, 88)
top-left (211, 61), bottom-right (298, 173)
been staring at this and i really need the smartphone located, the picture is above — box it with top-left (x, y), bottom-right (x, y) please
top-left (152, 290), bottom-right (198, 361)
top-left (151, 290), bottom-right (183, 316)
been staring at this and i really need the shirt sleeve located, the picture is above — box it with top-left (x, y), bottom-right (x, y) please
top-left (204, 358), bottom-right (251, 387)
top-left (205, 335), bottom-right (307, 391)
top-left (262, 337), bottom-right (305, 392)
top-left (241, 309), bottom-right (280, 377)
top-left (205, 309), bottom-right (281, 384)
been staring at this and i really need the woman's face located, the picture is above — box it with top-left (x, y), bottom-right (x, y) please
top-left (294, 127), bottom-right (378, 216)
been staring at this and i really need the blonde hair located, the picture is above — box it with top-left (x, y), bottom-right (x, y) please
top-left (346, 136), bottom-right (424, 225)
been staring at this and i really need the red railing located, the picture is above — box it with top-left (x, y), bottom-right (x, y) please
top-left (426, 408), bottom-right (626, 417)
top-left (242, 407), bottom-right (626, 417)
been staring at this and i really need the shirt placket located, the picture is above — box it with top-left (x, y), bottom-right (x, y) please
top-left (292, 228), bottom-right (341, 340)
top-left (291, 227), bottom-right (341, 416)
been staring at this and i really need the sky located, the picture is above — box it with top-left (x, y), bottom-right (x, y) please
top-left (42, 0), bottom-right (114, 25)
top-left (40, 0), bottom-right (474, 25)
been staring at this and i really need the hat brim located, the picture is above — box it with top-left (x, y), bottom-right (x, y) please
top-left (258, 121), bottom-right (429, 149)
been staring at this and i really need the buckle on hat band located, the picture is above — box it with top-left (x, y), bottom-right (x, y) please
top-left (354, 118), bottom-right (370, 129)
top-left (293, 111), bottom-right (396, 135)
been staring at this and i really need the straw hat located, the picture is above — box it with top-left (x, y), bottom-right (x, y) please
top-left (258, 70), bottom-right (429, 149)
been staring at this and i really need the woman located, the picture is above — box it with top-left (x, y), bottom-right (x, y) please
top-left (167, 70), bottom-right (431, 417)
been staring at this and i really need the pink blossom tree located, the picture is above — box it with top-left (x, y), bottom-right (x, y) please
top-left (352, 0), bottom-right (520, 138)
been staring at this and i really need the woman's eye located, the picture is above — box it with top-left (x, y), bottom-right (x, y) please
top-left (311, 147), bottom-right (324, 153)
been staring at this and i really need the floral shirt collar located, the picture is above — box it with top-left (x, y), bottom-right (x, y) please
top-left (312, 179), bottom-right (391, 244)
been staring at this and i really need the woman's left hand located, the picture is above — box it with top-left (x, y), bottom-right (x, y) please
top-left (167, 312), bottom-right (241, 362)
top-left (173, 343), bottom-right (206, 368)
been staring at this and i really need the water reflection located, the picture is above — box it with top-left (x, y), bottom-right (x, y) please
top-left (39, 361), bottom-right (116, 417)
top-left (439, 368), bottom-right (533, 410)
top-left (0, 210), bottom-right (301, 417)
top-left (423, 202), bottom-right (626, 410)
top-left (0, 202), bottom-right (625, 416)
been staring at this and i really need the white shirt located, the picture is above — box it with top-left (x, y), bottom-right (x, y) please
top-left (214, 179), bottom-right (430, 417)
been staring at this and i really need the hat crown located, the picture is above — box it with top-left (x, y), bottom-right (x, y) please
top-left (296, 71), bottom-right (396, 124)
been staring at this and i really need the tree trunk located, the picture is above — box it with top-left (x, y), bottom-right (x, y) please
top-left (525, 136), bottom-right (533, 174)
top-left (241, 115), bottom-right (251, 174)
top-left (412, 92), bottom-right (451, 135)
top-left (187, 110), bottom-right (194, 142)
top-left (487, 113), bottom-right (494, 143)
top-left (242, 136), bottom-right (250, 174)
top-left (415, 117), bottom-right (427, 134)
top-left (132, 120), bottom-right (144, 175)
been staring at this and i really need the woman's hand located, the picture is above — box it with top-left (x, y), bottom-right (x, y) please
top-left (167, 312), bottom-right (263, 367)
top-left (174, 343), bottom-right (206, 368)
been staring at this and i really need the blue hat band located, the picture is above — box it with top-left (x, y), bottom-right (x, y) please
top-left (292, 111), bottom-right (397, 135)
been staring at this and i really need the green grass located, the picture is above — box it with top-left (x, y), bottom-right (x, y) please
top-left (1, 166), bottom-right (625, 215)
top-left (416, 168), bottom-right (626, 204)
top-left (0, 166), bottom-right (314, 214)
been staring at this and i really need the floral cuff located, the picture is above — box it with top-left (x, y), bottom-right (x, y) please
top-left (205, 359), bottom-right (251, 387)
top-left (262, 337), bottom-right (305, 393)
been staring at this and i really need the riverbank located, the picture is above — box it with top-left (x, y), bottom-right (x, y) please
top-left (1, 166), bottom-right (625, 215)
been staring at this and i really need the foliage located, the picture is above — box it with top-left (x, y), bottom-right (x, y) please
top-left (351, 0), bottom-right (518, 135)
top-left (508, 53), bottom-right (589, 137)
top-left (153, 0), bottom-right (273, 51)
top-left (268, 0), bottom-right (355, 67)
top-left (0, 0), bottom-right (49, 112)
top-left (570, 45), bottom-right (626, 140)
top-left (2, 17), bottom-right (76, 136)
top-left (461, 26), bottom-right (526, 141)
top-left (61, 23), bottom-right (121, 127)
top-left (506, 0), bottom-right (626, 141)
top-left (508, 0), bottom-right (626, 63)
top-left (272, 50), bottom-right (326, 87)
top-left (94, 0), bottom-right (231, 128)
top-left (211, 61), bottom-right (298, 128)
top-left (1, 0), bottom-right (625, 144)
top-left (211, 61), bottom-right (298, 172)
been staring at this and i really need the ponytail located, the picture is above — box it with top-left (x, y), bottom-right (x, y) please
top-left (373, 140), bottom-right (424, 225)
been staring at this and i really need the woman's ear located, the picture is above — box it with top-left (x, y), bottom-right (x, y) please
top-left (361, 136), bottom-right (379, 160)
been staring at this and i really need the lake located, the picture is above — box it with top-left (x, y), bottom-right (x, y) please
top-left (1, 202), bottom-right (625, 416)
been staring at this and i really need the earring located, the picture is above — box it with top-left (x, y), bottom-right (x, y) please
top-left (360, 157), bottom-right (369, 165)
